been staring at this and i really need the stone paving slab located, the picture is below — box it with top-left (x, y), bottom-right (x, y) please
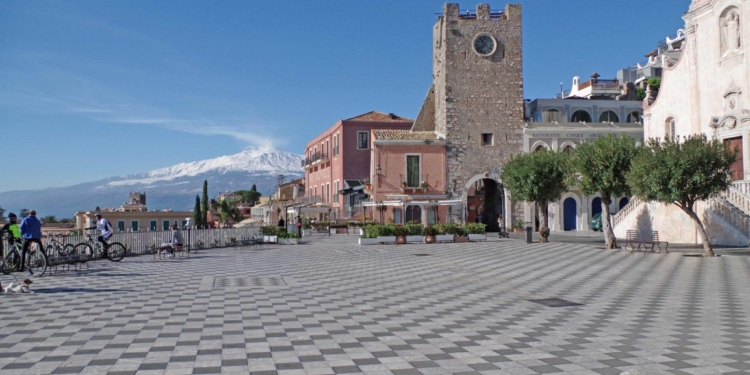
top-left (0, 236), bottom-right (749, 375)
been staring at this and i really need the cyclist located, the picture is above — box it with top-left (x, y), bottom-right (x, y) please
top-left (20, 210), bottom-right (43, 272)
top-left (85, 213), bottom-right (113, 248)
top-left (0, 213), bottom-right (23, 258)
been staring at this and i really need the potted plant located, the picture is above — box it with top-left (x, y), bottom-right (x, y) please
top-left (301, 218), bottom-right (312, 237)
top-left (420, 181), bottom-right (429, 193)
top-left (394, 225), bottom-right (409, 244)
top-left (513, 218), bottom-right (525, 233)
top-left (464, 223), bottom-right (487, 242)
top-left (377, 225), bottom-right (397, 244)
top-left (423, 226), bottom-right (438, 244)
top-left (260, 226), bottom-right (280, 243)
top-left (434, 223), bottom-right (455, 243)
top-left (359, 225), bottom-right (379, 245)
top-left (454, 225), bottom-right (469, 243)
top-left (364, 178), bottom-right (372, 190)
top-left (401, 181), bottom-right (408, 192)
top-left (278, 231), bottom-right (299, 245)
top-left (405, 223), bottom-right (424, 243)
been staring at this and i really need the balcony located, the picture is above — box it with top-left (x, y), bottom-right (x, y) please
top-left (301, 151), bottom-right (330, 169)
top-left (577, 79), bottom-right (619, 90)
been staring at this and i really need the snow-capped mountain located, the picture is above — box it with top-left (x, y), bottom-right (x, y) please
top-left (0, 148), bottom-right (304, 218)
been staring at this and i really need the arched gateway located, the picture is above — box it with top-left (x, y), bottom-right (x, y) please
top-left (461, 170), bottom-right (511, 232)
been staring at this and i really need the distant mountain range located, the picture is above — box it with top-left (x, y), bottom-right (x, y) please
top-left (0, 148), bottom-right (304, 218)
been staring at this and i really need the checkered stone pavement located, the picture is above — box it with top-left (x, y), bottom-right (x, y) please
top-left (1, 236), bottom-right (750, 375)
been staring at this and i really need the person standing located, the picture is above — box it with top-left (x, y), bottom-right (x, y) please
top-left (0, 213), bottom-right (22, 259)
top-left (171, 225), bottom-right (184, 257)
top-left (19, 210), bottom-right (43, 273)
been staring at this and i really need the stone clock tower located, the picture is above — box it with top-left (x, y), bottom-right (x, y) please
top-left (413, 3), bottom-right (524, 196)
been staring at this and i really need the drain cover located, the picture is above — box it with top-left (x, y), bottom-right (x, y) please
top-left (214, 277), bottom-right (286, 287)
top-left (413, 254), bottom-right (431, 257)
top-left (528, 298), bottom-right (582, 307)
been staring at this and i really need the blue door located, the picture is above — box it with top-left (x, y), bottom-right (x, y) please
top-left (591, 197), bottom-right (602, 217)
top-left (563, 198), bottom-right (577, 231)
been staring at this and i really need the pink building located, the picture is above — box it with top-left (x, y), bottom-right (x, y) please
top-left (367, 130), bottom-right (451, 224)
top-left (302, 111), bottom-right (413, 221)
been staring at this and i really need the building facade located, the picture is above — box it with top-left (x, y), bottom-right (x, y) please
top-left (75, 211), bottom-right (192, 232)
top-left (302, 111), bottom-right (413, 221)
top-left (613, 0), bottom-right (750, 246)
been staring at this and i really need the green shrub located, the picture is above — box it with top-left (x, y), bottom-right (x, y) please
top-left (301, 218), bottom-right (312, 229)
top-left (378, 225), bottom-right (396, 236)
top-left (278, 231), bottom-right (298, 239)
top-left (435, 223), bottom-right (461, 235)
top-left (512, 218), bottom-right (524, 229)
top-left (405, 223), bottom-right (424, 236)
top-left (363, 225), bottom-right (380, 238)
top-left (463, 223), bottom-right (486, 234)
top-left (423, 226), bottom-right (439, 236)
top-left (394, 225), bottom-right (409, 236)
top-left (260, 226), bottom-right (286, 235)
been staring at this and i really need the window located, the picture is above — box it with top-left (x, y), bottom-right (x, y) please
top-left (542, 109), bottom-right (564, 122)
top-left (571, 110), bottom-right (592, 122)
top-left (665, 117), bottom-right (676, 140)
top-left (163, 220), bottom-right (170, 231)
top-left (481, 133), bottom-right (494, 146)
top-left (150, 220), bottom-right (157, 231)
top-left (181, 220), bottom-right (188, 229)
top-left (406, 155), bottom-right (421, 188)
top-left (314, 186), bottom-right (317, 202)
top-left (562, 145), bottom-right (574, 153)
top-left (334, 181), bottom-right (339, 203)
top-left (427, 208), bottom-right (436, 225)
top-left (393, 208), bottom-right (402, 225)
top-left (325, 140), bottom-right (329, 157)
top-left (117, 220), bottom-right (125, 232)
top-left (131, 220), bottom-right (139, 232)
top-left (405, 206), bottom-right (421, 224)
top-left (357, 131), bottom-right (369, 149)
top-left (599, 110), bottom-right (619, 122)
top-left (326, 183), bottom-right (330, 203)
top-left (626, 111), bottom-right (642, 123)
top-left (333, 133), bottom-right (340, 156)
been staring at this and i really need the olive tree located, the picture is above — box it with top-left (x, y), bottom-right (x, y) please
top-left (627, 134), bottom-right (736, 257)
top-left (501, 149), bottom-right (569, 242)
top-left (569, 134), bottom-right (638, 249)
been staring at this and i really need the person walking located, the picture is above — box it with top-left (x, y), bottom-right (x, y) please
top-left (171, 225), bottom-right (184, 257)
top-left (19, 210), bottom-right (43, 273)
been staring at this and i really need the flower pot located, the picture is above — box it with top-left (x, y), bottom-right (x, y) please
top-left (468, 234), bottom-right (487, 242)
top-left (454, 236), bottom-right (469, 243)
top-left (263, 235), bottom-right (278, 243)
top-left (378, 236), bottom-right (397, 244)
top-left (406, 235), bottom-right (423, 243)
top-left (358, 238), bottom-right (379, 245)
top-left (280, 238), bottom-right (298, 245)
top-left (424, 235), bottom-right (436, 244)
top-left (396, 235), bottom-right (407, 244)
top-left (302, 229), bottom-right (311, 237)
top-left (435, 235), bottom-right (454, 243)
top-left (513, 228), bottom-right (524, 233)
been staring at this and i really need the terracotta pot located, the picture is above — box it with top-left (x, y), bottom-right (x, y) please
top-left (396, 235), bottom-right (407, 244)
top-left (513, 228), bottom-right (524, 233)
top-left (424, 236), bottom-right (436, 244)
top-left (454, 236), bottom-right (469, 243)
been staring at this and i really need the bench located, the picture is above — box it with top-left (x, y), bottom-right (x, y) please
top-left (328, 224), bottom-right (349, 236)
top-left (240, 237), bottom-right (262, 249)
top-left (623, 230), bottom-right (669, 253)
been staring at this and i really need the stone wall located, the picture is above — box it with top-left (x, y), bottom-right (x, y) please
top-left (432, 3), bottom-right (525, 195)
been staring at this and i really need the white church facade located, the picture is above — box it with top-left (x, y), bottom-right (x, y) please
top-left (614, 0), bottom-right (750, 246)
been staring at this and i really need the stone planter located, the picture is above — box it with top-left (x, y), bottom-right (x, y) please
top-left (468, 234), bottom-right (487, 242)
top-left (424, 236), bottom-right (436, 244)
top-left (378, 236), bottom-right (397, 244)
top-left (358, 238), bottom-right (379, 245)
top-left (302, 229), bottom-right (311, 237)
top-left (396, 236), bottom-right (407, 244)
top-left (454, 236), bottom-right (469, 243)
top-left (263, 235), bottom-right (278, 243)
top-left (406, 235), bottom-right (423, 243)
top-left (435, 235), bottom-right (454, 243)
top-left (279, 238), bottom-right (298, 245)
top-left (348, 227), bottom-right (363, 236)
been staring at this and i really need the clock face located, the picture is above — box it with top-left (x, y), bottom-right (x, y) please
top-left (473, 34), bottom-right (496, 56)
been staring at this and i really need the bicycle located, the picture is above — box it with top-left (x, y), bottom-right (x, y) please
top-left (1, 239), bottom-right (49, 276)
top-left (46, 234), bottom-right (74, 258)
top-left (73, 234), bottom-right (126, 262)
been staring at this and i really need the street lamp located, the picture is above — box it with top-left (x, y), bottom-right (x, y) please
top-left (376, 165), bottom-right (382, 175)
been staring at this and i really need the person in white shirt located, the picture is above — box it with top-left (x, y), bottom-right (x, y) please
top-left (85, 213), bottom-right (113, 248)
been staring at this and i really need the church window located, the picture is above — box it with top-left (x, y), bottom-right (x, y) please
top-left (599, 110), bottom-right (619, 122)
top-left (481, 133), bottom-right (494, 146)
top-left (626, 111), bottom-right (641, 123)
top-left (357, 131), bottom-right (369, 149)
top-left (571, 110), bottom-right (592, 123)
top-left (406, 155), bottom-right (421, 188)
top-left (542, 109), bottom-right (563, 122)
top-left (665, 118), bottom-right (676, 141)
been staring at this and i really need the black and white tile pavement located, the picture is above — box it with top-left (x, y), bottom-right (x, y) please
top-left (1, 237), bottom-right (749, 375)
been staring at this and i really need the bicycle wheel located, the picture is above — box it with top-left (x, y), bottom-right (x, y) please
top-left (60, 244), bottom-right (74, 257)
top-left (75, 243), bottom-right (93, 262)
top-left (106, 242), bottom-right (126, 262)
top-left (27, 247), bottom-right (48, 276)
top-left (1, 251), bottom-right (19, 275)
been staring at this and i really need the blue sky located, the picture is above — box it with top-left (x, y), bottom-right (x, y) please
top-left (0, 0), bottom-right (689, 192)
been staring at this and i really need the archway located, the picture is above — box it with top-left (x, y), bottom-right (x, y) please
top-left (462, 172), bottom-right (506, 232)
top-left (619, 197), bottom-right (629, 210)
top-left (591, 197), bottom-right (602, 218)
top-left (563, 198), bottom-right (577, 231)
top-left (571, 110), bottom-right (592, 122)
top-left (405, 205), bottom-right (422, 224)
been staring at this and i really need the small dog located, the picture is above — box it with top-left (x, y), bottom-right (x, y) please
top-left (4, 279), bottom-right (34, 293)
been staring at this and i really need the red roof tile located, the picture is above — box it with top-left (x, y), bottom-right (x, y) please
top-left (344, 111), bottom-right (413, 122)
top-left (373, 130), bottom-right (440, 140)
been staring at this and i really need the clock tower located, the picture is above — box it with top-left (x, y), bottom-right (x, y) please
top-left (413, 3), bottom-right (524, 197)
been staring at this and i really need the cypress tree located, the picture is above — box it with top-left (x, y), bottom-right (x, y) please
top-left (193, 195), bottom-right (202, 228)
top-left (201, 180), bottom-right (209, 228)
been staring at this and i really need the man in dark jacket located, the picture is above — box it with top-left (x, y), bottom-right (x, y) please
top-left (20, 210), bottom-right (43, 273)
